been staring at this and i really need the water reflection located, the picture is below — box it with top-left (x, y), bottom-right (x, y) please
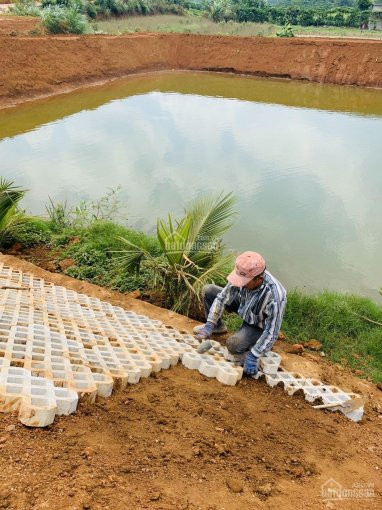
top-left (0, 73), bottom-right (381, 300)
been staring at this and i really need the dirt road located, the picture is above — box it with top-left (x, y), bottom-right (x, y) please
top-left (0, 255), bottom-right (381, 509)
top-left (1, 17), bottom-right (382, 109)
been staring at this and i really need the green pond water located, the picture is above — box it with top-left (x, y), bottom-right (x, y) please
top-left (1, 71), bottom-right (381, 300)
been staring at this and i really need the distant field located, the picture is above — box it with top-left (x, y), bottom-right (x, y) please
top-left (95, 14), bottom-right (382, 39)
top-left (294, 24), bottom-right (382, 39)
top-left (94, 15), bottom-right (279, 37)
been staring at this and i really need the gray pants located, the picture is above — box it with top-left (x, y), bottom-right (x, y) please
top-left (203, 284), bottom-right (264, 355)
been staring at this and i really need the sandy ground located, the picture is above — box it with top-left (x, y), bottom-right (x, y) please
top-left (0, 16), bottom-right (382, 109)
top-left (0, 254), bottom-right (381, 509)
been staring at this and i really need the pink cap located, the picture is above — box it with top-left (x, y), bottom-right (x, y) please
top-left (227, 251), bottom-right (265, 287)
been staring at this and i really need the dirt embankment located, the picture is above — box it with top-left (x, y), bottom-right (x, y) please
top-left (1, 28), bottom-right (382, 108)
top-left (0, 15), bottom-right (39, 33)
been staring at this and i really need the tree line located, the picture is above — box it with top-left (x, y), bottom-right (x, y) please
top-left (208, 0), bottom-right (372, 27)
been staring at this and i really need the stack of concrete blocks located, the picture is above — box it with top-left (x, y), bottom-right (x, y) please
top-left (0, 262), bottom-right (363, 426)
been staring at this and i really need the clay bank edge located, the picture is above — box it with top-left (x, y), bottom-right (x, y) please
top-left (1, 33), bottom-right (382, 108)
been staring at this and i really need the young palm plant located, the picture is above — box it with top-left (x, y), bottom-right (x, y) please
top-left (118, 193), bottom-right (236, 315)
top-left (0, 178), bottom-right (27, 246)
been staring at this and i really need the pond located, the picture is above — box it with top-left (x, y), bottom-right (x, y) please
top-left (1, 71), bottom-right (381, 300)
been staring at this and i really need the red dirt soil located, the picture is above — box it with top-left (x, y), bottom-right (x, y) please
top-left (0, 254), bottom-right (381, 509)
top-left (0, 23), bottom-right (382, 108)
top-left (0, 15), bottom-right (41, 35)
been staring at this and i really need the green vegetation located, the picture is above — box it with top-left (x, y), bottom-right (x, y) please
top-left (95, 13), bottom-right (382, 37)
top-left (10, 0), bottom-right (90, 34)
top-left (41, 5), bottom-right (89, 34)
top-left (118, 193), bottom-right (236, 315)
top-left (95, 13), bottom-right (279, 35)
top-left (276, 20), bottom-right (295, 34)
top-left (9, 0), bottom-right (379, 34)
top-left (290, 22), bottom-right (380, 35)
top-left (7, 191), bottom-right (159, 292)
top-left (207, 0), bottom-right (370, 27)
top-left (5, 186), bottom-right (382, 383)
top-left (225, 290), bottom-right (382, 382)
top-left (0, 179), bottom-right (28, 246)
top-left (8, 0), bottom-right (187, 33)
top-left (9, 0), bottom-right (41, 16)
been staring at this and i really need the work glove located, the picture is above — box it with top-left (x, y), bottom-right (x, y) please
top-left (194, 321), bottom-right (215, 341)
top-left (243, 351), bottom-right (259, 376)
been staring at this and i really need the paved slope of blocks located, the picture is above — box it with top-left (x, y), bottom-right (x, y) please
top-left (0, 263), bottom-right (363, 426)
top-left (0, 263), bottom-right (244, 427)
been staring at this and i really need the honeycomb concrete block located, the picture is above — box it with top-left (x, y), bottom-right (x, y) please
top-left (260, 351), bottom-right (282, 374)
top-left (216, 363), bottom-right (243, 386)
top-left (260, 357), bottom-right (280, 375)
top-left (302, 378), bottom-right (324, 402)
top-left (198, 356), bottom-right (218, 378)
top-left (54, 387), bottom-right (78, 415)
top-left (19, 398), bottom-right (57, 428)
top-left (182, 351), bottom-right (202, 370)
top-left (19, 376), bottom-right (57, 427)
top-left (92, 372), bottom-right (114, 397)
top-left (0, 262), bottom-right (364, 425)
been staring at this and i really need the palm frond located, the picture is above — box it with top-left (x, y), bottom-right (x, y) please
top-left (157, 214), bottom-right (192, 266)
top-left (186, 192), bottom-right (236, 252)
top-left (0, 179), bottom-right (27, 245)
top-left (0, 179), bottom-right (26, 225)
top-left (116, 236), bottom-right (153, 272)
top-left (191, 252), bottom-right (234, 297)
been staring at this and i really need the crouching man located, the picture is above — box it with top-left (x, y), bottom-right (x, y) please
top-left (194, 251), bottom-right (286, 376)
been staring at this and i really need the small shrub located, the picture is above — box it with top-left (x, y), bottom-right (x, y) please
top-left (7, 218), bottom-right (51, 248)
top-left (119, 193), bottom-right (236, 315)
top-left (84, 0), bottom-right (97, 18)
top-left (41, 5), bottom-right (89, 34)
top-left (209, 0), bottom-right (233, 22)
top-left (9, 0), bottom-right (41, 17)
top-left (276, 22), bottom-right (294, 37)
top-left (28, 27), bottom-right (43, 36)
top-left (46, 187), bottom-right (127, 231)
top-left (41, 0), bottom-right (74, 6)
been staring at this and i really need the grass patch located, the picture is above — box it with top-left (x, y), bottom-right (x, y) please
top-left (293, 24), bottom-right (382, 39)
top-left (224, 290), bottom-right (382, 383)
top-left (94, 14), bottom-right (279, 36)
top-left (9, 217), bottom-right (160, 293)
top-left (94, 13), bottom-right (382, 39)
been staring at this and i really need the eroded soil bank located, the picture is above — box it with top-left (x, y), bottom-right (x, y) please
top-left (1, 28), bottom-right (382, 108)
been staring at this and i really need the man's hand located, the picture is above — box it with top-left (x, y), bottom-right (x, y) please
top-left (197, 340), bottom-right (213, 354)
top-left (243, 351), bottom-right (259, 376)
top-left (194, 321), bottom-right (215, 341)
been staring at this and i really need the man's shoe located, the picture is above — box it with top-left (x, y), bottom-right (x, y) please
top-left (193, 322), bottom-right (228, 335)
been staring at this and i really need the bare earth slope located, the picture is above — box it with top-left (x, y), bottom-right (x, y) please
top-left (0, 255), bottom-right (381, 510)
top-left (1, 28), bottom-right (382, 108)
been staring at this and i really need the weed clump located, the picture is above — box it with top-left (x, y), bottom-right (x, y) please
top-left (41, 5), bottom-right (89, 34)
